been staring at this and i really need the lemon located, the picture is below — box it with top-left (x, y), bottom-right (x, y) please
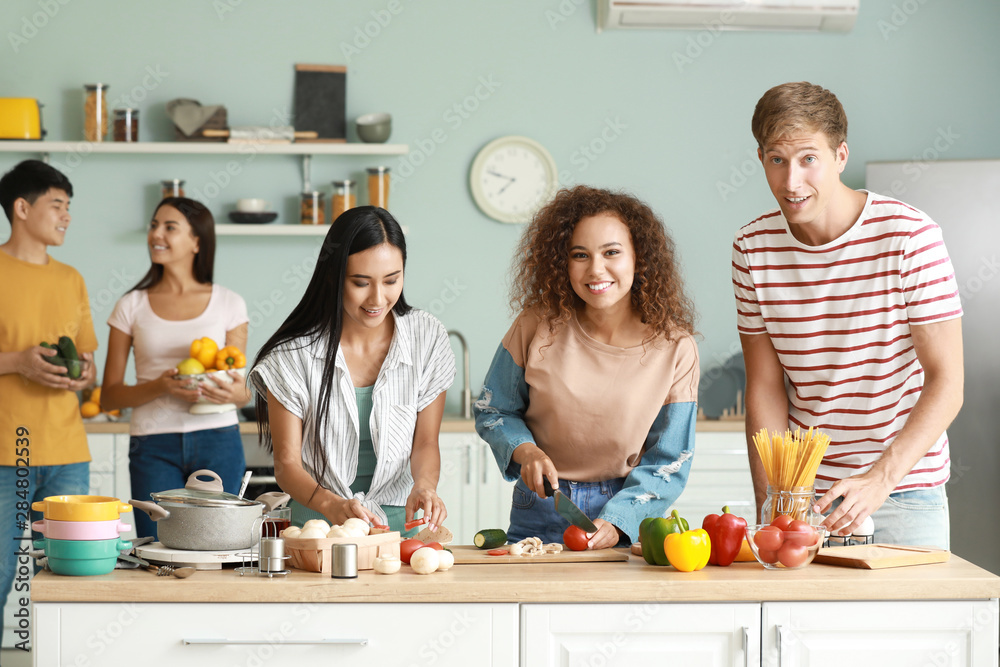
top-left (176, 358), bottom-right (206, 375)
top-left (89, 386), bottom-right (102, 407)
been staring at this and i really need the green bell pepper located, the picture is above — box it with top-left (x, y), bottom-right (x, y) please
top-left (639, 509), bottom-right (690, 566)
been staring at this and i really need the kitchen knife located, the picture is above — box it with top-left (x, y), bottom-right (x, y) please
top-left (542, 480), bottom-right (598, 533)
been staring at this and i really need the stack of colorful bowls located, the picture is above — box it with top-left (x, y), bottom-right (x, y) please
top-left (32, 495), bottom-right (133, 575)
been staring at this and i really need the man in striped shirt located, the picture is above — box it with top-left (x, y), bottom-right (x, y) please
top-left (732, 82), bottom-right (963, 549)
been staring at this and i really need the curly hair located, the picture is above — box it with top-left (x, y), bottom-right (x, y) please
top-left (510, 185), bottom-right (696, 342)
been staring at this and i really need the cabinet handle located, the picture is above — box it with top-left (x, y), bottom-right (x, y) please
top-left (742, 625), bottom-right (749, 667)
top-left (481, 443), bottom-right (488, 484)
top-left (775, 624), bottom-right (785, 667)
top-left (465, 442), bottom-right (473, 485)
top-left (183, 638), bottom-right (368, 646)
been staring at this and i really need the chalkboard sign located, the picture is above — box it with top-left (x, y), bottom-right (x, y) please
top-left (293, 64), bottom-right (347, 143)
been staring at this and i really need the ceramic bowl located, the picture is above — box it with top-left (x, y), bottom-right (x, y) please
top-left (31, 495), bottom-right (134, 522)
top-left (35, 537), bottom-right (132, 576)
top-left (356, 113), bottom-right (392, 143)
top-left (178, 368), bottom-right (246, 414)
top-left (32, 518), bottom-right (132, 541)
top-left (745, 524), bottom-right (826, 570)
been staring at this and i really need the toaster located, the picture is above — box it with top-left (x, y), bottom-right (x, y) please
top-left (0, 98), bottom-right (45, 140)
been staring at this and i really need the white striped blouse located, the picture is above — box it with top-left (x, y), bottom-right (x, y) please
top-left (732, 191), bottom-right (963, 493)
top-left (249, 309), bottom-right (457, 522)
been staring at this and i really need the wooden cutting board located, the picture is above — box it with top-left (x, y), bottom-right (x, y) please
top-left (449, 544), bottom-right (628, 565)
top-left (813, 544), bottom-right (950, 569)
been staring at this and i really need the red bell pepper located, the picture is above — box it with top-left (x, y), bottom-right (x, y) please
top-left (701, 505), bottom-right (748, 567)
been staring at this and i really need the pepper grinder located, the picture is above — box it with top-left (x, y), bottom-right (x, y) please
top-left (331, 542), bottom-right (358, 579)
top-left (258, 537), bottom-right (290, 578)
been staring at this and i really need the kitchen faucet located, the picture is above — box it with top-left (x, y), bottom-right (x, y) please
top-left (447, 330), bottom-right (472, 419)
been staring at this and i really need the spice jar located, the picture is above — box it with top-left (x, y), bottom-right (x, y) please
top-left (112, 108), bottom-right (139, 142)
top-left (300, 191), bottom-right (325, 225)
top-left (331, 180), bottom-right (356, 223)
top-left (161, 180), bottom-right (185, 199)
top-left (761, 485), bottom-right (817, 524)
top-left (83, 83), bottom-right (109, 142)
top-left (367, 166), bottom-right (390, 209)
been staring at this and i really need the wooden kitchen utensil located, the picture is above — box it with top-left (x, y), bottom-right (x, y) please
top-left (813, 544), bottom-right (950, 569)
top-left (449, 545), bottom-right (628, 565)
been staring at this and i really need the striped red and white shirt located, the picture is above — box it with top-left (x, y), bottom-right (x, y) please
top-left (731, 191), bottom-right (962, 493)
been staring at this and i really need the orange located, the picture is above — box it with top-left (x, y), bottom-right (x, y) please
top-left (80, 401), bottom-right (100, 418)
top-left (89, 386), bottom-right (102, 407)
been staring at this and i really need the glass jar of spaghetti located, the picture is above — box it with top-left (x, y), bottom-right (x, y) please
top-left (83, 83), bottom-right (109, 142)
top-left (300, 191), bottom-right (325, 225)
top-left (331, 180), bottom-right (356, 223)
top-left (161, 179), bottom-right (185, 199)
top-left (761, 485), bottom-right (817, 524)
top-left (367, 166), bottom-right (390, 209)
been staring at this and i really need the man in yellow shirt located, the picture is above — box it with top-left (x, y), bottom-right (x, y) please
top-left (0, 160), bottom-right (97, 649)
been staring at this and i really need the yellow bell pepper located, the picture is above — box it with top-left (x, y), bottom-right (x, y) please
top-left (664, 528), bottom-right (711, 572)
top-left (215, 346), bottom-right (246, 370)
top-left (190, 337), bottom-right (219, 370)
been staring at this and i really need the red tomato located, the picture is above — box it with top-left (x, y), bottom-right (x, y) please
top-left (756, 548), bottom-right (780, 564)
top-left (424, 541), bottom-right (444, 551)
top-left (753, 525), bottom-right (784, 552)
top-left (784, 520), bottom-right (818, 546)
top-left (770, 514), bottom-right (794, 531)
top-left (487, 549), bottom-right (508, 556)
top-left (563, 525), bottom-right (589, 551)
top-left (399, 538), bottom-right (424, 564)
top-left (778, 542), bottom-right (810, 568)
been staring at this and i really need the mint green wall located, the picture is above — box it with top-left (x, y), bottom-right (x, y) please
top-left (3, 0), bottom-right (999, 413)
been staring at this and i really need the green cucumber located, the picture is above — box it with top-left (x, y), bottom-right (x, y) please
top-left (40, 342), bottom-right (65, 368)
top-left (473, 529), bottom-right (507, 549)
top-left (56, 336), bottom-right (81, 379)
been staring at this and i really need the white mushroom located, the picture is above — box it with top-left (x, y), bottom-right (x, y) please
top-left (509, 543), bottom-right (524, 556)
top-left (326, 525), bottom-right (350, 538)
top-left (437, 550), bottom-right (455, 571)
top-left (372, 555), bottom-right (401, 574)
top-left (409, 547), bottom-right (440, 575)
top-left (343, 517), bottom-right (371, 536)
top-left (281, 526), bottom-right (302, 539)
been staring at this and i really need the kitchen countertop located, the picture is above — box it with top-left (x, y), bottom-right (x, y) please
top-left (31, 551), bottom-right (1000, 604)
top-left (84, 417), bottom-right (747, 435)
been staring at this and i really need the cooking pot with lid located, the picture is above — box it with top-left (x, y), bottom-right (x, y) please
top-left (130, 469), bottom-right (289, 551)
top-left (0, 98), bottom-right (45, 140)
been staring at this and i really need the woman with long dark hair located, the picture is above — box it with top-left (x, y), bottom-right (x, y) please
top-left (102, 197), bottom-right (250, 539)
top-left (249, 207), bottom-right (455, 533)
top-left (475, 186), bottom-right (700, 549)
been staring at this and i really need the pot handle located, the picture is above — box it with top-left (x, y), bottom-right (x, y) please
top-left (184, 469), bottom-right (225, 494)
top-left (130, 500), bottom-right (170, 522)
top-left (255, 492), bottom-right (291, 512)
top-left (31, 520), bottom-right (46, 535)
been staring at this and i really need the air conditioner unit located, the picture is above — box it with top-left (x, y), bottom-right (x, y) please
top-left (599, 0), bottom-right (858, 33)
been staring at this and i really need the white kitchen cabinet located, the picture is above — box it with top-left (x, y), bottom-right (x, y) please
top-left (34, 601), bottom-right (517, 666)
top-left (673, 431), bottom-right (755, 525)
top-left (438, 433), bottom-right (514, 544)
top-left (522, 602), bottom-right (760, 666)
top-left (762, 600), bottom-right (1000, 667)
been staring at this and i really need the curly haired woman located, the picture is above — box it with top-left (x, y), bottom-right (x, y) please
top-left (474, 185), bottom-right (699, 549)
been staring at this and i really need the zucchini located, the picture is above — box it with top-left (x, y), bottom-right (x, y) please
top-left (473, 529), bottom-right (507, 550)
top-left (57, 336), bottom-right (81, 379)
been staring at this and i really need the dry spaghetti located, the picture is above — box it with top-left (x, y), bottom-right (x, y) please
top-left (751, 427), bottom-right (831, 490)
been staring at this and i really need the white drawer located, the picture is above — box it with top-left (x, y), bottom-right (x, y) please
top-left (34, 602), bottom-right (517, 666)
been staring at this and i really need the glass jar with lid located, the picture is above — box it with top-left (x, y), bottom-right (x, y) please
top-left (760, 485), bottom-right (818, 524)
top-left (300, 191), bottom-right (325, 225)
top-left (113, 108), bottom-right (139, 142)
top-left (83, 83), bottom-right (109, 142)
top-left (161, 180), bottom-right (185, 199)
top-left (331, 179), bottom-right (356, 223)
top-left (367, 166), bottom-right (390, 209)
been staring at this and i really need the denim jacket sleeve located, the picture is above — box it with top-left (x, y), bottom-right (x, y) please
top-left (597, 401), bottom-right (697, 543)
top-left (474, 343), bottom-right (536, 482)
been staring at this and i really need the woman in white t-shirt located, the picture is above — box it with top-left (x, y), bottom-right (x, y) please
top-left (248, 206), bottom-right (455, 534)
top-left (102, 198), bottom-right (250, 539)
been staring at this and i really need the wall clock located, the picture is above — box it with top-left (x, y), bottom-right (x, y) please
top-left (469, 135), bottom-right (558, 224)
